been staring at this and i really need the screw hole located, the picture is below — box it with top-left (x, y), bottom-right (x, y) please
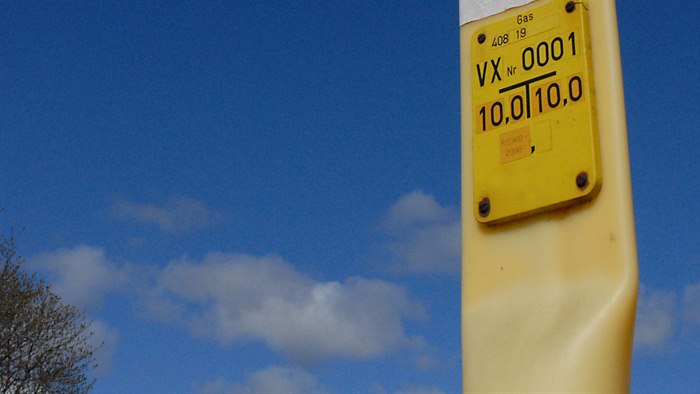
top-left (576, 172), bottom-right (589, 190)
top-left (565, 1), bottom-right (576, 13)
top-left (478, 197), bottom-right (490, 218)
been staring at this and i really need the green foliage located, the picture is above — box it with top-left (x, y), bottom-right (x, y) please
top-left (1, 233), bottom-right (98, 393)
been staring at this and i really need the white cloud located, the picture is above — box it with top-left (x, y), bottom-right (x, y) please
top-left (633, 281), bottom-right (700, 353)
top-left (195, 366), bottom-right (330, 394)
top-left (634, 285), bottom-right (677, 351)
top-left (29, 245), bottom-right (127, 309)
top-left (143, 253), bottom-right (425, 362)
top-left (89, 319), bottom-right (119, 375)
top-left (381, 191), bottom-right (460, 275)
top-left (383, 191), bottom-right (452, 231)
top-left (110, 196), bottom-right (219, 234)
top-left (27, 246), bottom-right (121, 377)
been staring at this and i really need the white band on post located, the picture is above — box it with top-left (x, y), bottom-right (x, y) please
top-left (459, 0), bottom-right (536, 25)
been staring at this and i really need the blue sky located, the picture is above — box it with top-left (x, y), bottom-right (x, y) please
top-left (1, 1), bottom-right (698, 393)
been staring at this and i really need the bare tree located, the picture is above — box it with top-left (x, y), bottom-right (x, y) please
top-left (1, 233), bottom-right (99, 393)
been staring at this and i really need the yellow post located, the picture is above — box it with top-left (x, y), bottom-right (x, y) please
top-left (460, 0), bottom-right (638, 392)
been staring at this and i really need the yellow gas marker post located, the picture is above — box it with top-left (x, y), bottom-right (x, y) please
top-left (460, 0), bottom-right (638, 392)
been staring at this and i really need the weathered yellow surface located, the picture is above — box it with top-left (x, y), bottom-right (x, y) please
top-left (460, 0), bottom-right (638, 392)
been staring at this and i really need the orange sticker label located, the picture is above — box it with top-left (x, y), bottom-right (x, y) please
top-left (500, 127), bottom-right (531, 163)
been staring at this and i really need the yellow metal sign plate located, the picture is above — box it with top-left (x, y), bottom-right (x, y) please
top-left (471, 0), bottom-right (601, 224)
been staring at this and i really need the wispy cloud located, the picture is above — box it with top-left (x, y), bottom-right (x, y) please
top-left (142, 253), bottom-right (426, 362)
top-left (29, 245), bottom-right (127, 309)
top-left (634, 280), bottom-right (700, 353)
top-left (380, 191), bottom-right (460, 275)
top-left (383, 191), bottom-right (452, 231)
top-left (109, 196), bottom-right (219, 234)
top-left (634, 284), bottom-right (677, 351)
top-left (28, 245), bottom-right (124, 375)
top-left (89, 319), bottom-right (119, 375)
top-left (194, 366), bottom-right (330, 394)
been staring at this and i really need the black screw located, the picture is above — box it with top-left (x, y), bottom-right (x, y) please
top-left (478, 197), bottom-right (490, 218)
top-left (565, 1), bottom-right (576, 13)
top-left (478, 33), bottom-right (486, 44)
top-left (576, 172), bottom-right (589, 190)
